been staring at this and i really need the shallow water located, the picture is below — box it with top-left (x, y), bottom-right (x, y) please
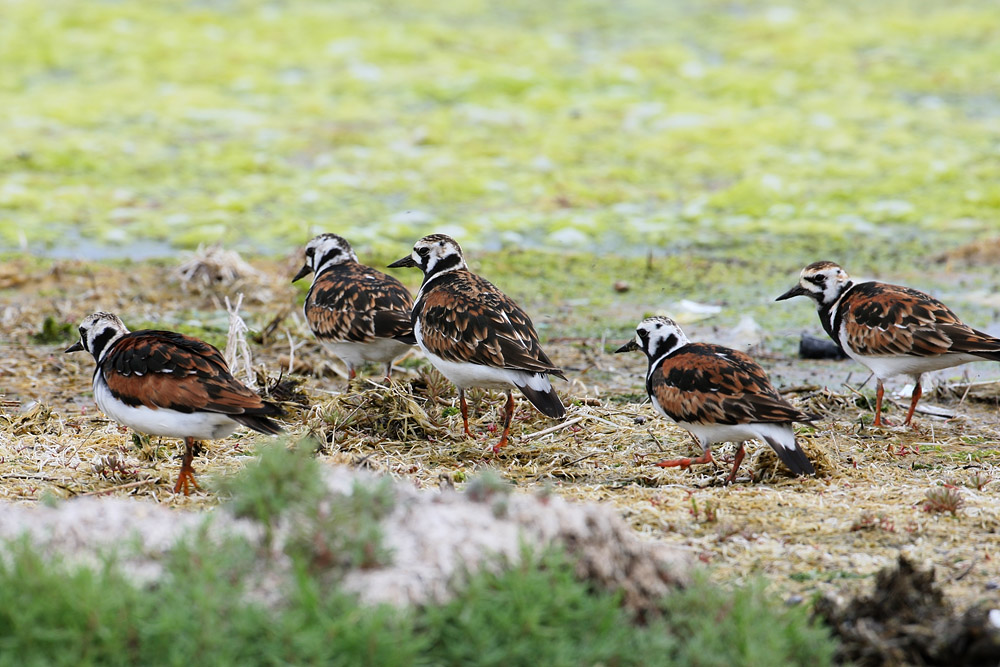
top-left (21, 234), bottom-right (177, 262)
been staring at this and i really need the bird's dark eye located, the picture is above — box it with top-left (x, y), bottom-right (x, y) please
top-left (806, 275), bottom-right (824, 285)
top-left (417, 247), bottom-right (430, 257)
top-left (305, 247), bottom-right (315, 258)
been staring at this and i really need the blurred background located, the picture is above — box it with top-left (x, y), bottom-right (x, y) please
top-left (2, 0), bottom-right (999, 260)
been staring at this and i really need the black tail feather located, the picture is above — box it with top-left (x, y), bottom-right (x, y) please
top-left (233, 402), bottom-right (285, 435)
top-left (393, 331), bottom-right (417, 345)
top-left (761, 435), bottom-right (815, 477)
top-left (233, 414), bottom-right (284, 435)
top-left (950, 326), bottom-right (1000, 361)
top-left (971, 348), bottom-right (1000, 362)
top-left (515, 375), bottom-right (566, 419)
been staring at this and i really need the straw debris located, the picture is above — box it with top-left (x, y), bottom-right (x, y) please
top-left (308, 380), bottom-right (445, 448)
top-left (172, 244), bottom-right (261, 295)
top-left (224, 293), bottom-right (256, 389)
top-left (752, 435), bottom-right (837, 483)
top-left (0, 401), bottom-right (57, 437)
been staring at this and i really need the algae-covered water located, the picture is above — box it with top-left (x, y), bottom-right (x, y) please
top-left (2, 0), bottom-right (999, 259)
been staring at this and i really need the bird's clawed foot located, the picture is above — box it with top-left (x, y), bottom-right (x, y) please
top-left (490, 437), bottom-right (509, 454)
top-left (872, 415), bottom-right (895, 428)
top-left (173, 437), bottom-right (201, 496)
top-left (888, 442), bottom-right (921, 456)
top-left (873, 415), bottom-right (921, 432)
top-left (655, 449), bottom-right (714, 471)
top-left (723, 444), bottom-right (747, 484)
top-left (173, 466), bottom-right (200, 495)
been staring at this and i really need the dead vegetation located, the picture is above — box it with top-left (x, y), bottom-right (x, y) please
top-left (1, 255), bottom-right (999, 616)
top-left (815, 555), bottom-right (1000, 665)
top-left (934, 236), bottom-right (1000, 268)
top-left (172, 244), bottom-right (260, 293)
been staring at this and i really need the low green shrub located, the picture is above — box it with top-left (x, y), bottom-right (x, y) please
top-left (0, 536), bottom-right (836, 667)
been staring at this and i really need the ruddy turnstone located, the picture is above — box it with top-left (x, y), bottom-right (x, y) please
top-left (293, 233), bottom-right (415, 381)
top-left (616, 316), bottom-right (816, 482)
top-left (388, 234), bottom-right (566, 452)
top-left (777, 261), bottom-right (1000, 427)
top-left (66, 312), bottom-right (284, 494)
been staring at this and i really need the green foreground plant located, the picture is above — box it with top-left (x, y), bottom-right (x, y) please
top-left (0, 538), bottom-right (836, 667)
top-left (0, 442), bottom-right (836, 665)
top-left (214, 438), bottom-right (395, 575)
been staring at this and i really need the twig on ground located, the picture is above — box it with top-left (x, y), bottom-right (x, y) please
top-left (0, 473), bottom-right (62, 482)
top-left (523, 417), bottom-right (584, 440)
top-left (285, 329), bottom-right (297, 375)
top-left (77, 478), bottom-right (156, 497)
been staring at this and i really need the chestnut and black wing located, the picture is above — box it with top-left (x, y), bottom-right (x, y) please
top-left (416, 271), bottom-right (565, 377)
top-left (650, 344), bottom-right (812, 425)
top-left (101, 331), bottom-right (283, 432)
top-left (843, 282), bottom-right (1000, 360)
top-left (306, 263), bottom-right (413, 343)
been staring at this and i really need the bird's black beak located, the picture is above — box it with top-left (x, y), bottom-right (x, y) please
top-left (775, 285), bottom-right (808, 301)
top-left (615, 340), bottom-right (639, 353)
top-left (388, 256), bottom-right (417, 268)
top-left (65, 340), bottom-right (84, 353)
top-left (292, 264), bottom-right (312, 282)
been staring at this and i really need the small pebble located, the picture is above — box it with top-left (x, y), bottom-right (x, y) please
top-left (613, 280), bottom-right (630, 293)
top-left (633, 415), bottom-right (647, 425)
top-left (986, 581), bottom-right (999, 591)
top-left (785, 595), bottom-right (804, 606)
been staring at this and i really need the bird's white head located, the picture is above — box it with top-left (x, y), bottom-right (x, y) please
top-left (616, 315), bottom-right (690, 361)
top-left (65, 312), bottom-right (130, 362)
top-left (388, 233), bottom-right (467, 279)
top-left (776, 261), bottom-right (852, 307)
top-left (293, 233), bottom-right (359, 282)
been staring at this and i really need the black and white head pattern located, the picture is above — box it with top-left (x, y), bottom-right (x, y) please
top-left (408, 234), bottom-right (468, 280)
top-left (633, 316), bottom-right (690, 362)
top-left (791, 261), bottom-right (852, 307)
top-left (301, 233), bottom-right (359, 278)
top-left (73, 312), bottom-right (130, 362)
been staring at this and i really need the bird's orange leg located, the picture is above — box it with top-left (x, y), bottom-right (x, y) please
top-left (460, 389), bottom-right (474, 439)
top-left (873, 380), bottom-right (895, 427)
top-left (383, 362), bottom-right (393, 383)
top-left (491, 390), bottom-right (515, 454)
top-left (725, 444), bottom-right (747, 484)
top-left (173, 436), bottom-right (201, 496)
top-left (902, 381), bottom-right (922, 430)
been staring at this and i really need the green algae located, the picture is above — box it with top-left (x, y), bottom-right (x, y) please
top-left (1, 0), bottom-right (999, 258)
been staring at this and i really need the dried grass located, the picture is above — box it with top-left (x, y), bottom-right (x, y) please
top-left (172, 244), bottom-right (259, 293)
top-left (224, 293), bottom-right (256, 389)
top-left (934, 236), bottom-right (1000, 267)
top-left (2, 256), bottom-right (1000, 611)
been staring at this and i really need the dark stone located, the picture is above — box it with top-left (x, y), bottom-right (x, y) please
top-left (798, 333), bottom-right (848, 360)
